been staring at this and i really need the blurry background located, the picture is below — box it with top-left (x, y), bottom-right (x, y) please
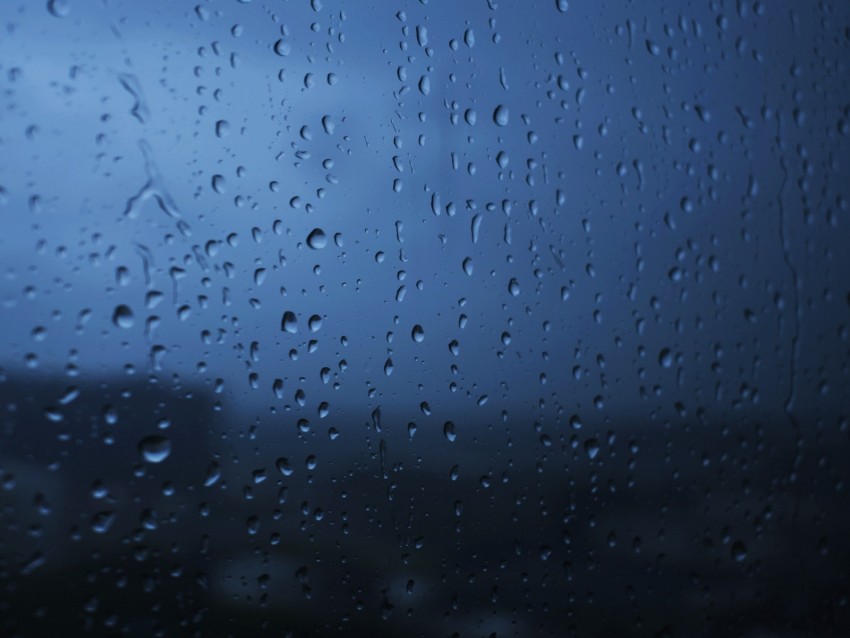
top-left (1, 0), bottom-right (849, 636)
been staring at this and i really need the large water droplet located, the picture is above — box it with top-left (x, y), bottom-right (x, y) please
top-left (308, 314), bottom-right (323, 332)
top-left (212, 174), bottom-right (227, 194)
top-left (215, 119), bottom-right (231, 138)
top-left (281, 311), bottom-right (298, 334)
top-left (493, 104), bottom-right (510, 126)
top-left (47, 0), bottom-right (71, 18)
top-left (306, 228), bottom-right (327, 249)
top-left (112, 305), bottom-right (134, 329)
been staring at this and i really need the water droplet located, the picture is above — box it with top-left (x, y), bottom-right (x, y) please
top-left (556, 0), bottom-right (569, 13)
top-left (308, 314), bottom-right (323, 332)
top-left (275, 457), bottom-right (294, 476)
top-left (731, 540), bottom-right (747, 562)
top-left (584, 438), bottom-right (599, 460)
top-left (659, 348), bottom-right (673, 368)
top-left (281, 311), bottom-right (298, 334)
top-left (274, 39), bottom-right (291, 56)
top-left (204, 462), bottom-right (221, 487)
top-left (91, 511), bottom-right (115, 534)
top-left (443, 421), bottom-right (457, 442)
top-left (139, 435), bottom-right (171, 463)
top-left (112, 305), bottom-right (134, 329)
top-left (211, 174), bottom-right (227, 194)
top-left (493, 104), bottom-right (510, 126)
top-left (215, 119), bottom-right (231, 138)
top-left (102, 405), bottom-right (118, 425)
top-left (306, 228), bottom-right (327, 249)
top-left (471, 214), bottom-right (483, 243)
top-left (47, 0), bottom-right (70, 18)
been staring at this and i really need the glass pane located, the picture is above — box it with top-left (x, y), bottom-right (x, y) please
top-left (1, 1), bottom-right (849, 636)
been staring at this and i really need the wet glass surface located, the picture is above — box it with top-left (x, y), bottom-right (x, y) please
top-left (1, 1), bottom-right (850, 636)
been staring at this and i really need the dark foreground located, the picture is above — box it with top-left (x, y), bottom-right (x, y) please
top-left (1, 373), bottom-right (849, 637)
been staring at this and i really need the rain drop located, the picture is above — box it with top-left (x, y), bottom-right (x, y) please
top-left (112, 305), bottom-right (134, 329)
top-left (281, 311), bottom-right (298, 334)
top-left (493, 104), bottom-right (510, 126)
top-left (47, 0), bottom-right (70, 18)
top-left (306, 228), bottom-right (327, 249)
top-left (274, 39), bottom-right (291, 56)
top-left (138, 435), bottom-right (171, 463)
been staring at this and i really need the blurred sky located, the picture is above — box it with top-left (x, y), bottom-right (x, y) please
top-left (1, 0), bottom-right (848, 434)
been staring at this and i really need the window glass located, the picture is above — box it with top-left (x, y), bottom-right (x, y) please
top-left (1, 1), bottom-right (849, 636)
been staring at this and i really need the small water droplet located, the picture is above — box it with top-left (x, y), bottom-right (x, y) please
top-left (138, 435), bottom-right (171, 463)
top-left (276, 457), bottom-right (294, 476)
top-left (443, 421), bottom-right (457, 442)
top-left (274, 39), bottom-right (291, 56)
top-left (91, 511), bottom-right (115, 534)
top-left (204, 462), bottom-right (221, 487)
top-left (731, 540), bottom-right (747, 562)
top-left (308, 314), bottom-right (323, 332)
